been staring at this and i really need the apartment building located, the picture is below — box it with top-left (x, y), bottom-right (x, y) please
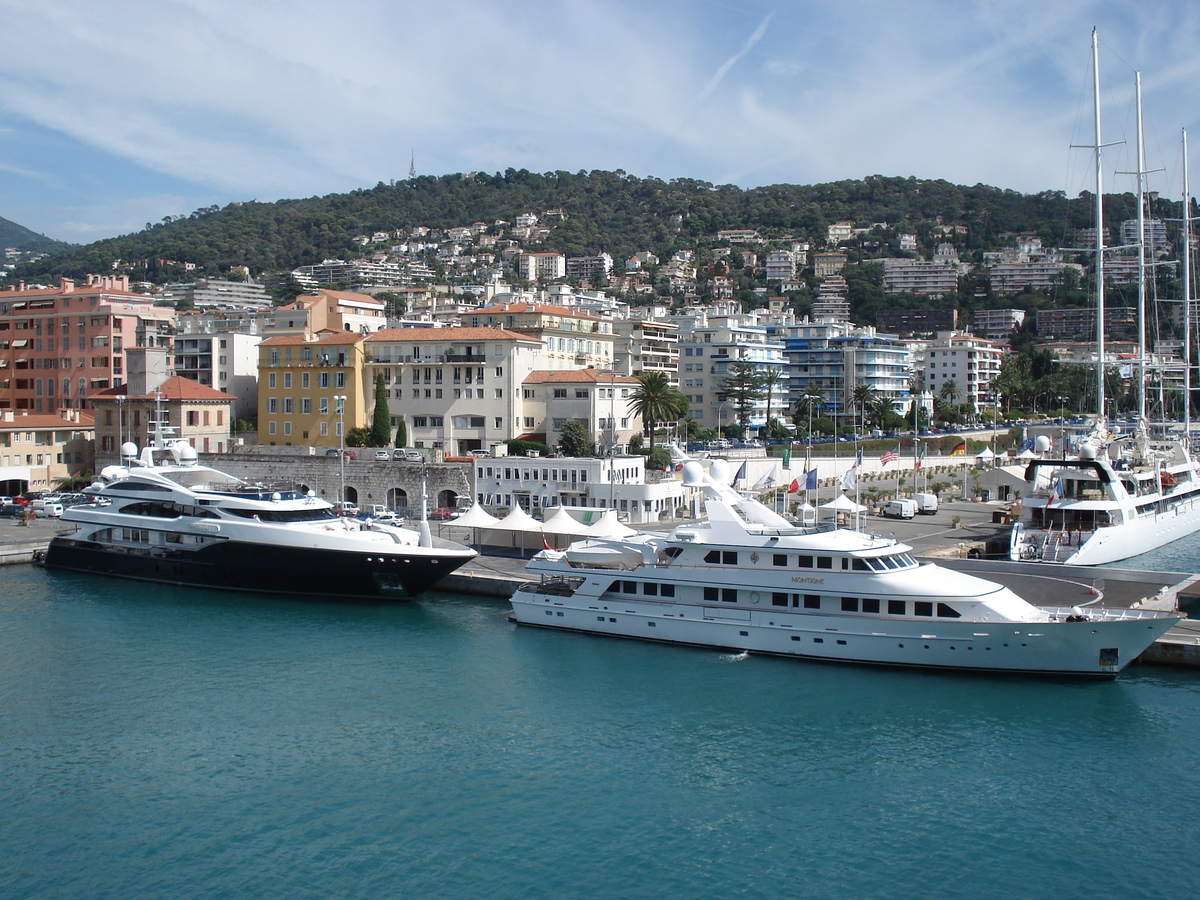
top-left (880, 259), bottom-right (959, 296)
top-left (770, 320), bottom-right (911, 418)
top-left (364, 326), bottom-right (544, 456)
top-left (921, 335), bottom-right (1005, 410)
top-left (266, 289), bottom-right (387, 337)
top-left (565, 252), bottom-right (613, 282)
top-left (256, 332), bottom-right (370, 446)
top-left (172, 331), bottom-right (262, 421)
top-left (612, 313), bottom-right (678, 384)
top-left (672, 305), bottom-right (787, 434)
top-left (0, 276), bottom-right (175, 413)
top-left (464, 301), bottom-right (614, 370)
top-left (521, 369), bottom-right (640, 454)
top-left (972, 308), bottom-right (1026, 341)
top-left (516, 252), bottom-right (567, 282)
top-left (0, 408), bottom-right (93, 496)
top-left (91, 375), bottom-right (236, 467)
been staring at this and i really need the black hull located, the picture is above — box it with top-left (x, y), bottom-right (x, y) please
top-left (42, 536), bottom-right (473, 600)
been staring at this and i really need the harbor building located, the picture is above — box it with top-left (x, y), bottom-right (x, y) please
top-left (0, 276), bottom-right (175, 413)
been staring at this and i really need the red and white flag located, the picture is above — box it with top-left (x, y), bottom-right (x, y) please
top-left (786, 478), bottom-right (800, 494)
top-left (880, 446), bottom-right (899, 467)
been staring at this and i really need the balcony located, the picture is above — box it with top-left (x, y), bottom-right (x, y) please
top-left (445, 354), bottom-right (484, 363)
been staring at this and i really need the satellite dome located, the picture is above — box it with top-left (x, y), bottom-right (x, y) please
top-left (1034, 435), bottom-right (1052, 453)
top-left (709, 459), bottom-right (730, 483)
top-left (681, 460), bottom-right (706, 487)
top-left (120, 441), bottom-right (138, 459)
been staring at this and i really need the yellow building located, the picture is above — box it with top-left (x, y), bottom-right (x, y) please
top-left (0, 408), bottom-right (94, 496)
top-left (257, 332), bottom-right (369, 446)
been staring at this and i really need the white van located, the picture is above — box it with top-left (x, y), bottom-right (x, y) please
top-left (913, 492), bottom-right (939, 514)
top-left (30, 500), bottom-right (64, 518)
top-left (883, 499), bottom-right (917, 519)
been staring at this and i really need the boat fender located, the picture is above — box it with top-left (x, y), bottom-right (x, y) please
top-left (749, 592), bottom-right (761, 604)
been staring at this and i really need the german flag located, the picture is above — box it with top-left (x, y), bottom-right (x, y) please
top-left (949, 441), bottom-right (966, 457)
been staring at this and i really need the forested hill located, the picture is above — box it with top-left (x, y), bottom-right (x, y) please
top-left (10, 169), bottom-right (1168, 284)
top-left (0, 215), bottom-right (72, 253)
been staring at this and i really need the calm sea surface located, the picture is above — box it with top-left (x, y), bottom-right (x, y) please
top-left (2, 562), bottom-right (1199, 899)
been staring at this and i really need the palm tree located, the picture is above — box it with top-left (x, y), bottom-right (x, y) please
top-left (791, 385), bottom-right (825, 438)
top-left (939, 379), bottom-right (960, 404)
top-left (630, 372), bottom-right (688, 451)
top-left (760, 368), bottom-right (785, 433)
top-left (851, 384), bottom-right (878, 434)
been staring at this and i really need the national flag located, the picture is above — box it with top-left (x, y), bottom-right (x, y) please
top-left (840, 449), bottom-right (862, 493)
top-left (732, 461), bottom-right (747, 485)
top-left (805, 468), bottom-right (818, 490)
top-left (781, 449), bottom-right (792, 468)
top-left (1119, 363), bottom-right (1133, 379)
top-left (915, 441), bottom-right (926, 470)
top-left (752, 467), bottom-right (775, 491)
top-left (880, 446), bottom-right (899, 467)
top-left (949, 441), bottom-right (966, 457)
top-left (541, 532), bottom-right (554, 551)
top-left (787, 478), bottom-right (800, 494)
top-left (1045, 478), bottom-right (1063, 507)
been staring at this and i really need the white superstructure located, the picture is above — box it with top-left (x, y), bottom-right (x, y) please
top-left (509, 449), bottom-right (1179, 676)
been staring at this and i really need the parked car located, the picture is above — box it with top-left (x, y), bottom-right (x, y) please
top-left (403, 451), bottom-right (423, 463)
top-left (0, 496), bottom-right (13, 507)
top-left (429, 507), bottom-right (457, 521)
top-left (374, 450), bottom-right (391, 461)
top-left (392, 448), bottom-right (407, 460)
top-left (468, 449), bottom-right (491, 458)
top-left (332, 501), bottom-right (359, 517)
top-left (0, 504), bottom-right (24, 518)
top-left (325, 448), bottom-right (340, 457)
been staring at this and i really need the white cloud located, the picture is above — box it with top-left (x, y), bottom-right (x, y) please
top-left (1, 0), bottom-right (1199, 239)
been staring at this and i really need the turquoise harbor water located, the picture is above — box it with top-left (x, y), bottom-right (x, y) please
top-left (3, 563), bottom-right (1200, 899)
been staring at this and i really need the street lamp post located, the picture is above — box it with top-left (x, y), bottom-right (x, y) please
top-left (335, 394), bottom-right (347, 506)
top-left (1059, 395), bottom-right (1067, 458)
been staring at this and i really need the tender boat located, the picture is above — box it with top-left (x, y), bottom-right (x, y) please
top-left (508, 451), bottom-right (1180, 676)
top-left (43, 437), bottom-right (477, 599)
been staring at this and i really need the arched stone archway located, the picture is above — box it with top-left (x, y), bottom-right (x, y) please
top-left (387, 487), bottom-right (409, 511)
top-left (436, 489), bottom-right (459, 509)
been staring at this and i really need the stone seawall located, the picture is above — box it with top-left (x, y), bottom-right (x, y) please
top-left (213, 449), bottom-right (473, 511)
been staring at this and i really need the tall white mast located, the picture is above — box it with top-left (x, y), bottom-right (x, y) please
top-left (1184, 129), bottom-right (1193, 437)
top-left (1134, 72), bottom-right (1148, 421)
top-left (1091, 28), bottom-right (1107, 421)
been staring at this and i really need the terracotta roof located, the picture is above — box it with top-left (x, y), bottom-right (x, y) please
top-left (473, 302), bottom-right (598, 319)
top-left (93, 376), bottom-right (237, 402)
top-left (0, 412), bottom-right (94, 431)
top-left (524, 369), bottom-right (639, 385)
top-left (258, 332), bottom-right (367, 347)
top-left (365, 327), bottom-right (540, 344)
top-left (302, 289), bottom-right (385, 306)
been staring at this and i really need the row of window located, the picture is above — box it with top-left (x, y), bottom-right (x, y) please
top-left (267, 372), bottom-right (346, 389)
top-left (604, 580), bottom-right (961, 618)
top-left (701, 549), bottom-right (917, 571)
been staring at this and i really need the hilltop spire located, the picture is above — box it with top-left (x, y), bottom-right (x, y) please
top-left (409, 151), bottom-right (416, 180)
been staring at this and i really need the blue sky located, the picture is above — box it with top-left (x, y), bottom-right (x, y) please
top-left (2, 0), bottom-right (1199, 245)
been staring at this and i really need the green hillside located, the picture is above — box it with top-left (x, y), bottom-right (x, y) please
top-left (0, 215), bottom-right (72, 253)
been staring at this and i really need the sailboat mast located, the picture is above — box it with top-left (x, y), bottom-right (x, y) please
top-left (1135, 71), bottom-right (1148, 421)
top-left (1091, 28), bottom-right (1107, 422)
top-left (1185, 128), bottom-right (1193, 437)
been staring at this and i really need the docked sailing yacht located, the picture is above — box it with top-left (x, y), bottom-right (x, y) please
top-left (1009, 30), bottom-right (1200, 566)
top-left (43, 434), bottom-right (477, 599)
top-left (509, 452), bottom-right (1179, 676)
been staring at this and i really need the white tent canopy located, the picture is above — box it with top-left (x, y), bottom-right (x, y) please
top-left (587, 509), bottom-right (638, 538)
top-left (448, 502), bottom-right (502, 529)
top-left (489, 505), bottom-right (542, 532)
top-left (540, 507), bottom-right (597, 537)
top-left (820, 494), bottom-right (867, 513)
top-left (975, 447), bottom-right (995, 459)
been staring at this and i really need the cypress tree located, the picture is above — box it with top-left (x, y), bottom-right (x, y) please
top-left (370, 373), bottom-right (391, 446)
top-left (395, 418), bottom-right (407, 448)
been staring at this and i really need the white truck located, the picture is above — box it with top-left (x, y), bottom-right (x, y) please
top-left (913, 492), bottom-right (939, 514)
